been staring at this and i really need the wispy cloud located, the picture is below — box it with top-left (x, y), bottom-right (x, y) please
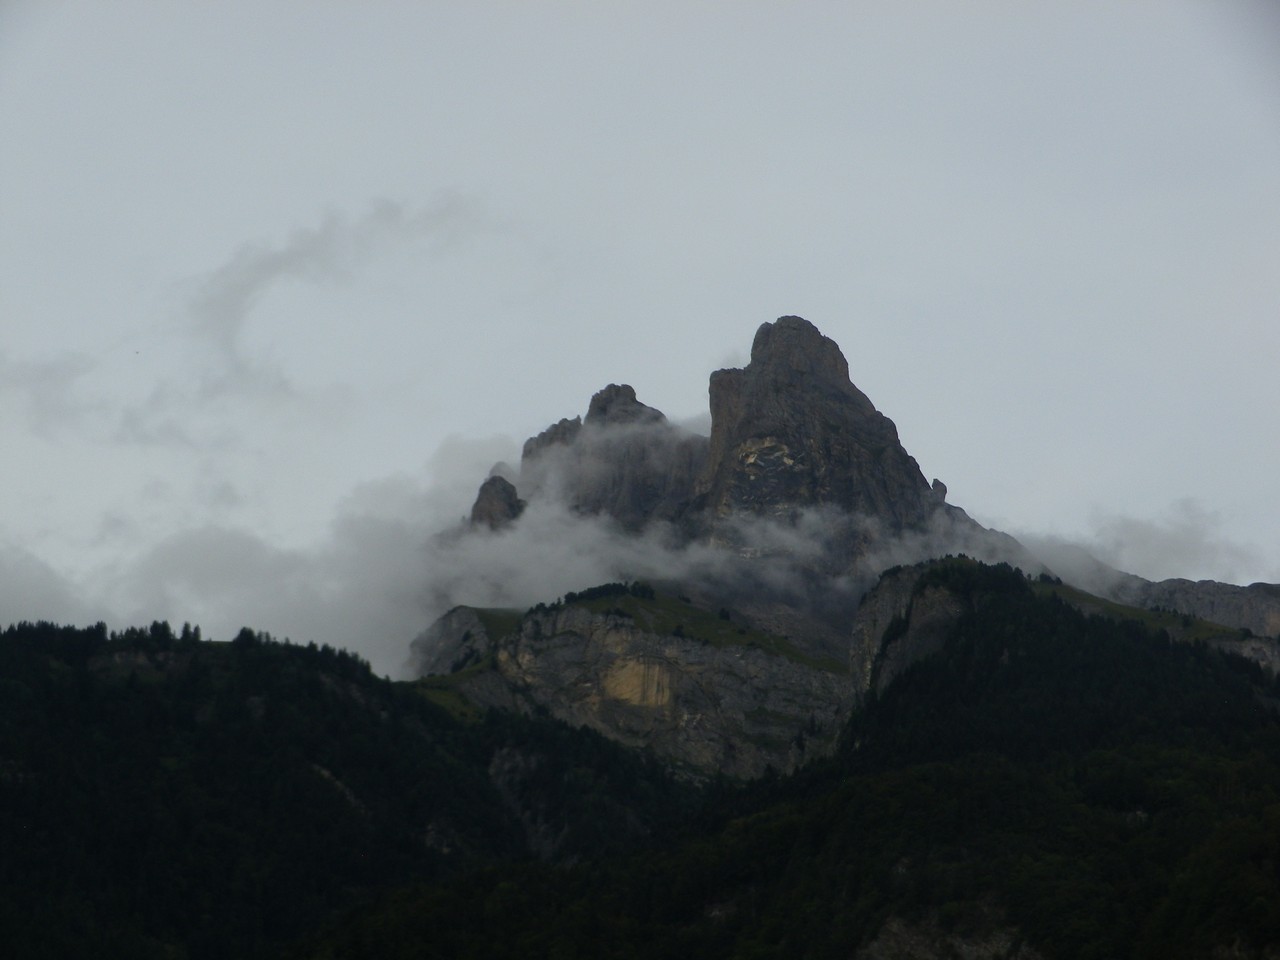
top-left (1086, 498), bottom-right (1264, 584)
top-left (0, 350), bottom-right (98, 435)
top-left (117, 194), bottom-right (486, 444)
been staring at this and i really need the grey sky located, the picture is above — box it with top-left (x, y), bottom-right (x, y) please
top-left (2, 2), bottom-right (1279, 674)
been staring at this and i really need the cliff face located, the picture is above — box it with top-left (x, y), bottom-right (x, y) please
top-left (847, 565), bottom-right (970, 701)
top-left (412, 556), bottom-right (1280, 780)
top-left (856, 916), bottom-right (1047, 960)
top-left (693, 317), bottom-right (941, 530)
top-left (413, 597), bottom-right (851, 779)
top-left (412, 606), bottom-right (495, 676)
top-left (1118, 578), bottom-right (1280, 641)
top-left (410, 565), bottom-right (1010, 778)
top-left (518, 384), bottom-right (707, 530)
top-left (469, 476), bottom-right (525, 530)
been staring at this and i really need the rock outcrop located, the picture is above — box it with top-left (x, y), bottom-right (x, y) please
top-left (412, 606), bottom-right (496, 676)
top-left (583, 383), bottom-right (665, 427)
top-left (520, 416), bottom-right (582, 463)
top-left (511, 384), bottom-right (707, 530)
top-left (412, 593), bottom-right (851, 780)
top-left (1118, 578), bottom-right (1280, 640)
top-left (856, 915), bottom-right (1046, 960)
top-left (469, 475), bottom-right (526, 530)
top-left (472, 317), bottom-right (960, 544)
top-left (846, 563), bottom-right (985, 704)
top-left (692, 317), bottom-right (940, 531)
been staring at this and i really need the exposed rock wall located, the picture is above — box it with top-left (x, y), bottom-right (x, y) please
top-left (431, 314), bottom-right (1280, 779)
top-left (469, 475), bottom-right (525, 530)
top-left (848, 565), bottom-right (969, 702)
top-left (1119, 578), bottom-right (1280, 640)
top-left (848, 566), bottom-right (923, 696)
top-left (411, 606), bottom-right (494, 676)
top-left (516, 384), bottom-right (707, 529)
top-left (856, 915), bottom-right (1046, 960)
top-left (419, 603), bottom-right (852, 780)
top-left (472, 316), bottom-right (957, 545)
top-left (693, 317), bottom-right (940, 531)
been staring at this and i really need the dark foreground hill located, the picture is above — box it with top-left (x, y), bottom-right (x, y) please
top-left (6, 561), bottom-right (1280, 958)
top-left (0, 622), bottom-right (695, 960)
top-left (299, 561), bottom-right (1280, 960)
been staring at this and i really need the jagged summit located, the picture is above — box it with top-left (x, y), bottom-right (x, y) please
top-left (469, 475), bottom-right (525, 530)
top-left (516, 381), bottom-right (704, 530)
top-left (695, 316), bottom-right (939, 529)
top-left (584, 383), bottom-right (665, 427)
top-left (747, 315), bottom-right (856, 387)
top-left (480, 315), bottom-right (949, 538)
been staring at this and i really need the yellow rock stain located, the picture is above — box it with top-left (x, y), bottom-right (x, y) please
top-left (603, 658), bottom-right (672, 707)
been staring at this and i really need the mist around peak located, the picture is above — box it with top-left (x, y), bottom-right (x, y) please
top-left (406, 318), bottom-right (1056, 671)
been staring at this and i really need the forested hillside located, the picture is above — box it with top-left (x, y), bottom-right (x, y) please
top-left (0, 622), bottom-right (695, 959)
top-left (296, 562), bottom-right (1280, 959)
top-left (4, 561), bottom-right (1280, 958)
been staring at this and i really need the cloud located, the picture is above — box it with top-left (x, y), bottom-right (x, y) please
top-left (41, 477), bottom-right (1254, 685)
top-left (98, 486), bottom-right (437, 678)
top-left (117, 194), bottom-right (486, 444)
top-left (405, 493), bottom-right (1048, 681)
top-left (61, 436), bottom-right (520, 678)
top-left (0, 414), bottom-right (1058, 686)
top-left (0, 417), bottom-right (1069, 685)
top-left (186, 198), bottom-right (457, 397)
top-left (0, 539), bottom-right (108, 628)
top-left (1014, 498), bottom-right (1272, 596)
top-left (412, 411), bottom-right (1039, 637)
top-left (1084, 498), bottom-right (1264, 585)
top-left (0, 350), bottom-right (98, 435)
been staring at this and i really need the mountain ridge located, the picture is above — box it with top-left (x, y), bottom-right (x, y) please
top-left (414, 315), bottom-right (1280, 777)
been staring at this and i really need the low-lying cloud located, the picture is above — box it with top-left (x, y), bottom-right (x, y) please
top-left (0, 350), bottom-right (98, 436)
top-left (1019, 498), bottom-right (1270, 591)
top-left (0, 435), bottom-right (517, 679)
top-left (1085, 499), bottom-right (1265, 585)
top-left (4, 430), bottom-right (1272, 683)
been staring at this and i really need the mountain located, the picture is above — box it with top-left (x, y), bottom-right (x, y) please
top-left (502, 316), bottom-right (965, 540)
top-left (412, 316), bottom-right (1280, 777)
top-left (8, 315), bottom-right (1280, 958)
top-left (691, 315), bottom-right (941, 529)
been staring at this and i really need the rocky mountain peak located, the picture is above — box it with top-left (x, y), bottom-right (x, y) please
top-left (476, 315), bottom-right (956, 542)
top-left (505, 384), bottom-right (705, 531)
top-left (520, 416), bottom-right (582, 464)
top-left (469, 475), bottom-right (526, 531)
top-left (585, 383), bottom-right (666, 427)
top-left (695, 316), bottom-right (939, 531)
top-left (748, 315), bottom-right (855, 388)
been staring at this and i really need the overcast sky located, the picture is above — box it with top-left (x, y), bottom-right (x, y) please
top-left (3, 2), bottom-right (1279, 674)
